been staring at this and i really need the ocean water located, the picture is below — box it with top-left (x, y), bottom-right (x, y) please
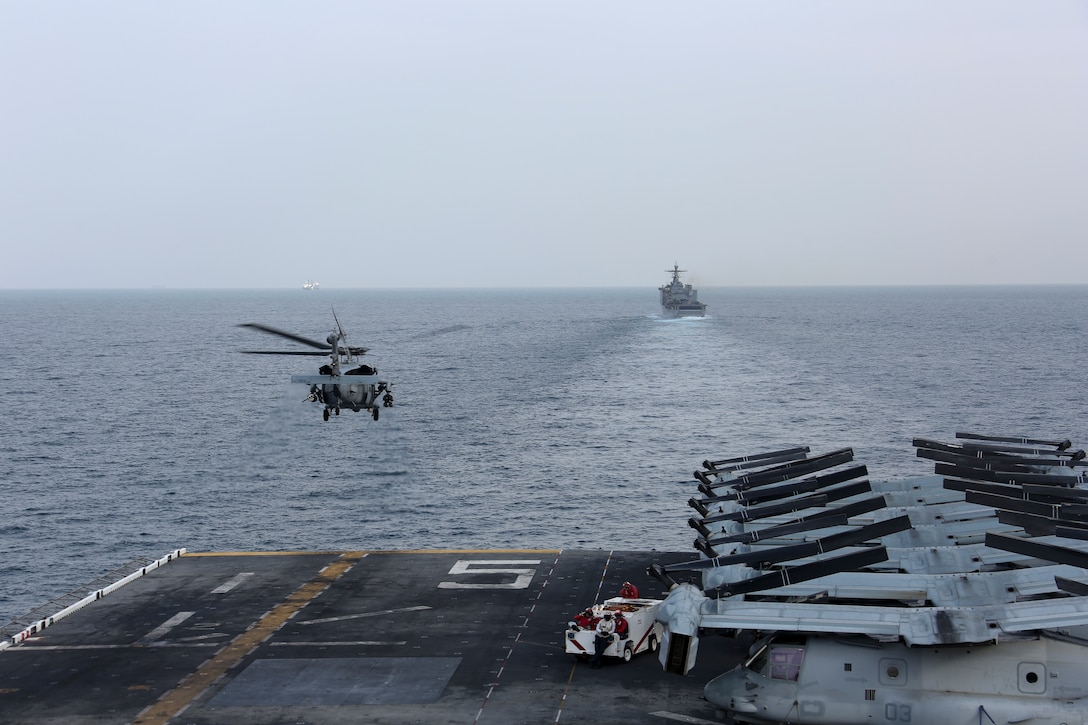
top-left (1, 285), bottom-right (1086, 628)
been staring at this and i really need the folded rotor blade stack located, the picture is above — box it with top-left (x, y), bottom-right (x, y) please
top-left (920, 433), bottom-right (1088, 540)
top-left (668, 445), bottom-right (923, 595)
top-left (931, 432), bottom-right (1088, 596)
top-left (649, 432), bottom-right (1088, 676)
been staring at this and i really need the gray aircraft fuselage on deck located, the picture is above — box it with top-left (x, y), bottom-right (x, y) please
top-left (0, 550), bottom-right (745, 724)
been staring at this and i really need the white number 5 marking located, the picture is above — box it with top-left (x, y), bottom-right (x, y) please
top-left (438, 560), bottom-right (541, 589)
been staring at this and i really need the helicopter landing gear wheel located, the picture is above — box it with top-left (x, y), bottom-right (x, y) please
top-left (323, 408), bottom-right (330, 421)
top-left (372, 407), bottom-right (379, 421)
top-left (334, 407), bottom-right (340, 416)
top-left (383, 392), bottom-right (393, 408)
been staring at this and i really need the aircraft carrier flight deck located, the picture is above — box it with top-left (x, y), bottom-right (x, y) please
top-left (0, 549), bottom-right (746, 724)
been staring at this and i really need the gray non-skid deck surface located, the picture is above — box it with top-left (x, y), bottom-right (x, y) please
top-left (0, 550), bottom-right (746, 724)
top-left (209, 657), bottom-right (462, 706)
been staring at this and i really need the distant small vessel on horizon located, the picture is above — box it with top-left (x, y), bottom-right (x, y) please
top-left (659, 264), bottom-right (706, 318)
top-left (303, 280), bottom-right (320, 290)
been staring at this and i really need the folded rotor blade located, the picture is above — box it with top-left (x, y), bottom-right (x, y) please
top-left (956, 432), bottom-right (1072, 450)
top-left (706, 547), bottom-right (890, 597)
top-left (691, 466), bottom-right (868, 515)
top-left (1055, 576), bottom-right (1088, 596)
top-left (960, 441), bottom-right (1086, 459)
top-left (700, 493), bottom-right (829, 525)
top-left (995, 510), bottom-right (1088, 537)
top-left (933, 462), bottom-right (1083, 487)
top-left (739, 466), bottom-right (869, 506)
top-left (966, 490), bottom-right (1088, 522)
top-left (670, 515), bottom-right (910, 572)
top-left (705, 514), bottom-right (851, 546)
top-left (918, 447), bottom-right (1060, 473)
top-left (986, 531), bottom-right (1088, 569)
top-left (916, 437), bottom-right (1085, 468)
top-left (699, 449), bottom-right (855, 493)
top-left (703, 447), bottom-right (811, 471)
top-left (1022, 485), bottom-right (1088, 502)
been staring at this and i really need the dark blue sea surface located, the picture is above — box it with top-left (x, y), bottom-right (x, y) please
top-left (1, 286), bottom-right (1086, 627)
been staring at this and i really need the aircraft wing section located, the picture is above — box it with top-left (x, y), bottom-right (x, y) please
top-left (989, 596), bottom-right (1088, 637)
top-left (700, 601), bottom-right (906, 640)
top-left (729, 564), bottom-right (1086, 606)
top-left (698, 596), bottom-right (1088, 646)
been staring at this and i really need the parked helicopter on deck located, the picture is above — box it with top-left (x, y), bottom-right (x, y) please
top-left (240, 315), bottom-right (393, 421)
top-left (649, 433), bottom-right (1088, 724)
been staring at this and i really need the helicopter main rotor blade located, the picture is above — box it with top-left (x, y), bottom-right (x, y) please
top-left (705, 513), bottom-right (851, 546)
top-left (995, 510), bottom-right (1088, 537)
top-left (1055, 576), bottom-right (1088, 596)
top-left (239, 350), bottom-right (332, 356)
top-left (966, 490), bottom-right (1088, 522)
top-left (960, 441), bottom-right (1086, 459)
top-left (332, 308), bottom-right (346, 340)
top-left (239, 323), bottom-right (332, 350)
top-left (703, 446), bottom-right (811, 471)
top-left (697, 448), bottom-right (855, 494)
top-left (985, 531), bottom-right (1088, 570)
top-left (670, 515), bottom-right (910, 573)
top-left (689, 466), bottom-right (867, 515)
top-left (956, 431), bottom-right (1073, 450)
top-left (738, 466), bottom-right (869, 506)
top-left (934, 462), bottom-right (1085, 487)
top-left (706, 546), bottom-right (890, 598)
top-left (700, 479), bottom-right (874, 526)
top-left (916, 437), bottom-right (1085, 468)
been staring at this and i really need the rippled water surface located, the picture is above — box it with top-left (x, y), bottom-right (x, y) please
top-left (1, 285), bottom-right (1085, 626)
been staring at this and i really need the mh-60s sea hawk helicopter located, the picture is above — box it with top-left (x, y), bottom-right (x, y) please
top-left (240, 314), bottom-right (393, 421)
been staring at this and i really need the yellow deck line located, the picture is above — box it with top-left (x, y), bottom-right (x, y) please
top-left (183, 551), bottom-right (345, 557)
top-left (130, 552), bottom-right (367, 725)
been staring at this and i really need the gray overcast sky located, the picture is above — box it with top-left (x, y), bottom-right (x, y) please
top-left (2, 1), bottom-right (1086, 289)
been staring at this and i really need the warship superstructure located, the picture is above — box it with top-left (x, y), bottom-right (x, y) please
top-left (659, 264), bottom-right (706, 318)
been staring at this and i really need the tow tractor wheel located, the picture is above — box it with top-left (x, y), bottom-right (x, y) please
top-left (623, 643), bottom-right (634, 662)
top-left (649, 635), bottom-right (659, 653)
top-left (323, 408), bottom-right (330, 421)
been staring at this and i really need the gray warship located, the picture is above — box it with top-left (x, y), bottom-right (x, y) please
top-left (659, 264), bottom-right (707, 318)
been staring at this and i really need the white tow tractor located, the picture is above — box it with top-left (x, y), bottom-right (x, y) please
top-left (564, 597), bottom-right (664, 663)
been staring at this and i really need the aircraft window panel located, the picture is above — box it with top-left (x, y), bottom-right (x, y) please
top-left (1018, 662), bottom-right (1046, 694)
top-left (768, 646), bottom-right (804, 681)
top-left (879, 658), bottom-right (907, 687)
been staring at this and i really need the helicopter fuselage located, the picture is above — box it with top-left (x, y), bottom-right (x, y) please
top-left (291, 373), bottom-right (390, 419)
top-left (708, 632), bottom-right (1088, 725)
top-left (241, 318), bottom-right (393, 421)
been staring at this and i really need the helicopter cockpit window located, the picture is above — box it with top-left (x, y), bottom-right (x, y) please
top-left (768, 646), bottom-right (805, 682)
